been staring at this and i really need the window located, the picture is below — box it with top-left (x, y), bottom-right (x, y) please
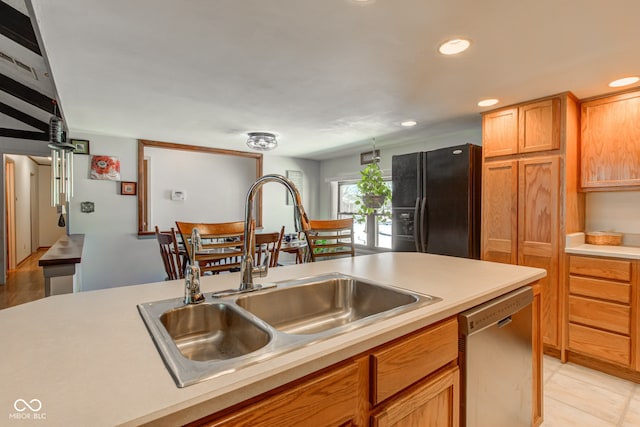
top-left (338, 180), bottom-right (392, 249)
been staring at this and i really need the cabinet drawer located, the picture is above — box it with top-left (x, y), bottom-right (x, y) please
top-left (205, 362), bottom-right (360, 426)
top-left (569, 276), bottom-right (631, 304)
top-left (568, 323), bottom-right (630, 367)
top-left (568, 295), bottom-right (630, 334)
top-left (569, 256), bottom-right (632, 281)
top-left (370, 318), bottom-right (458, 405)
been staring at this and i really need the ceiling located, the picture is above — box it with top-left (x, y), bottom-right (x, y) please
top-left (3, 1), bottom-right (640, 160)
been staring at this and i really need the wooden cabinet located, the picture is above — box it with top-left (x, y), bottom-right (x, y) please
top-left (581, 89), bottom-right (640, 190)
top-left (194, 317), bottom-right (460, 427)
top-left (481, 160), bottom-right (518, 264)
top-left (483, 97), bottom-right (561, 158)
top-left (519, 156), bottom-right (561, 348)
top-left (483, 107), bottom-right (518, 157)
top-left (201, 360), bottom-right (362, 427)
top-left (482, 92), bottom-right (582, 358)
top-left (482, 156), bottom-right (561, 348)
top-left (371, 366), bottom-right (459, 427)
top-left (567, 255), bottom-right (636, 368)
top-left (370, 318), bottom-right (458, 405)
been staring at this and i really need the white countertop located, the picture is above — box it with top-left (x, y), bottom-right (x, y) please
top-left (0, 253), bottom-right (545, 426)
top-left (565, 232), bottom-right (640, 259)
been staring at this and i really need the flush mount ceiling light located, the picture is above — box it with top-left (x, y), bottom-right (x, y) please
top-left (401, 120), bottom-right (417, 127)
top-left (246, 132), bottom-right (278, 151)
top-left (477, 98), bottom-right (499, 107)
top-left (438, 38), bottom-right (471, 55)
top-left (348, 0), bottom-right (376, 5)
top-left (609, 76), bottom-right (640, 88)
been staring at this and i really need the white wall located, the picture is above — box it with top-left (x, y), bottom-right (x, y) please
top-left (69, 132), bottom-right (162, 290)
top-left (68, 132), bottom-right (321, 291)
top-left (262, 155), bottom-right (320, 233)
top-left (585, 192), bottom-right (640, 235)
top-left (38, 164), bottom-right (66, 247)
top-left (318, 127), bottom-right (482, 219)
top-left (145, 146), bottom-right (256, 230)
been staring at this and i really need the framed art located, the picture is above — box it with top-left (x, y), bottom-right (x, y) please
top-left (285, 170), bottom-right (303, 205)
top-left (360, 149), bottom-right (380, 165)
top-left (71, 139), bottom-right (90, 155)
top-left (90, 155), bottom-right (120, 180)
top-left (121, 181), bottom-right (137, 196)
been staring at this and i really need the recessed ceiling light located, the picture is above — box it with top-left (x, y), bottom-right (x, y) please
top-left (609, 76), bottom-right (640, 88)
top-left (478, 98), bottom-right (499, 107)
top-left (348, 0), bottom-right (375, 5)
top-left (438, 38), bottom-right (471, 55)
top-left (401, 120), bottom-right (417, 127)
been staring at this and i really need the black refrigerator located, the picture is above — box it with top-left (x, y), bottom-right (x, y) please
top-left (391, 143), bottom-right (482, 258)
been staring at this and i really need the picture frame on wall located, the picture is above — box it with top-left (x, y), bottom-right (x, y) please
top-left (285, 170), bottom-right (303, 205)
top-left (71, 139), bottom-right (90, 155)
top-left (120, 181), bottom-right (137, 196)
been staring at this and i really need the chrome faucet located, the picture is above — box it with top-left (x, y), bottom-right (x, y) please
top-left (239, 174), bottom-right (309, 291)
top-left (184, 228), bottom-right (205, 304)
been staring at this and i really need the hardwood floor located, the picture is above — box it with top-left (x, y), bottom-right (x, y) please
top-left (0, 248), bottom-right (47, 310)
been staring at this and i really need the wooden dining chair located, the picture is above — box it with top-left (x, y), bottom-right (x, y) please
top-left (304, 218), bottom-right (355, 262)
top-left (154, 226), bottom-right (183, 280)
top-left (255, 226), bottom-right (285, 268)
top-left (175, 221), bottom-right (246, 274)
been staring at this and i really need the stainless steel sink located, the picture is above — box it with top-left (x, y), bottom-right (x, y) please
top-left (235, 275), bottom-right (421, 334)
top-left (138, 273), bottom-right (441, 387)
top-left (160, 303), bottom-right (270, 361)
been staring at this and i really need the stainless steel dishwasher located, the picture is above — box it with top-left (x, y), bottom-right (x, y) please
top-left (459, 286), bottom-right (533, 427)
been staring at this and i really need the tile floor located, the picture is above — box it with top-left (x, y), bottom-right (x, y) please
top-left (542, 355), bottom-right (640, 426)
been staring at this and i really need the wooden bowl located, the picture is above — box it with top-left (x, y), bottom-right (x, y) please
top-left (585, 231), bottom-right (622, 246)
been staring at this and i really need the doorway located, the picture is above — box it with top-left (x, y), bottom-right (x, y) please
top-left (5, 158), bottom-right (16, 271)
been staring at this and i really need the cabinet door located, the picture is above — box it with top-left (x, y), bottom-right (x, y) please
top-left (519, 98), bottom-right (561, 153)
top-left (482, 107), bottom-right (518, 157)
top-left (581, 90), bottom-right (640, 189)
top-left (371, 367), bottom-right (459, 427)
top-left (518, 156), bottom-right (560, 348)
top-left (481, 160), bottom-right (518, 264)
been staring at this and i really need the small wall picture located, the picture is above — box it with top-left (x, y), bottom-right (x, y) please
top-left (71, 139), bottom-right (90, 155)
top-left (90, 155), bottom-right (121, 180)
top-left (121, 181), bottom-right (137, 196)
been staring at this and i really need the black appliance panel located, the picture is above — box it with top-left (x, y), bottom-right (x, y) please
top-left (391, 152), bottom-right (422, 208)
top-left (424, 145), bottom-right (473, 258)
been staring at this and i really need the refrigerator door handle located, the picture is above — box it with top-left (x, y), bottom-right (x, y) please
top-left (413, 197), bottom-right (421, 252)
top-left (420, 197), bottom-right (428, 252)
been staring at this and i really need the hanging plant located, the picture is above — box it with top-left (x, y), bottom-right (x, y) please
top-left (354, 155), bottom-right (392, 223)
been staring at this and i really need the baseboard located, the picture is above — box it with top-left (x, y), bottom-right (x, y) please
top-left (565, 351), bottom-right (640, 384)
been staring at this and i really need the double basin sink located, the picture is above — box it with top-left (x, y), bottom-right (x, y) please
top-left (138, 273), bottom-right (441, 387)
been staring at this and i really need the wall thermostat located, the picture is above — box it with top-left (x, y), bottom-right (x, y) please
top-left (171, 190), bottom-right (186, 201)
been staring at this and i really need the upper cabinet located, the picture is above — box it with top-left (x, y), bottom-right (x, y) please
top-left (483, 97), bottom-right (561, 158)
top-left (482, 107), bottom-right (518, 157)
top-left (581, 89), bottom-right (640, 190)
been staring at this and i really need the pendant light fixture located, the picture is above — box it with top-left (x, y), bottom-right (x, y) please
top-left (246, 132), bottom-right (278, 151)
top-left (48, 100), bottom-right (75, 207)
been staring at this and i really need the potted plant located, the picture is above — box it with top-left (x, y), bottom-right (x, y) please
top-left (354, 161), bottom-right (392, 221)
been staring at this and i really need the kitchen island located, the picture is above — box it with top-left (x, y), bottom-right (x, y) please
top-left (0, 253), bottom-right (545, 426)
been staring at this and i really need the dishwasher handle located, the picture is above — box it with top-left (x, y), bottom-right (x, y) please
top-left (459, 286), bottom-right (533, 336)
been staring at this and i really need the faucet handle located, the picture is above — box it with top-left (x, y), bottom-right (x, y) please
top-left (253, 253), bottom-right (270, 278)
